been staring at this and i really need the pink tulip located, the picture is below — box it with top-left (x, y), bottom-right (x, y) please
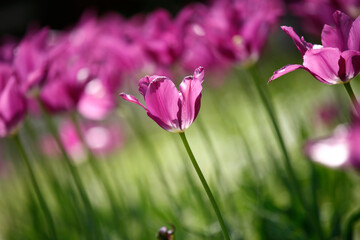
top-left (305, 108), bottom-right (360, 170)
top-left (321, 11), bottom-right (360, 52)
top-left (269, 12), bottom-right (360, 85)
top-left (41, 119), bottom-right (124, 162)
top-left (290, 0), bottom-right (360, 36)
top-left (0, 37), bottom-right (17, 63)
top-left (313, 102), bottom-right (341, 128)
top-left (39, 49), bottom-right (90, 113)
top-left (120, 67), bottom-right (204, 132)
top-left (140, 9), bottom-right (181, 67)
top-left (13, 28), bottom-right (51, 91)
top-left (0, 64), bottom-right (27, 137)
top-left (39, 14), bottom-right (126, 117)
top-left (77, 79), bottom-right (116, 120)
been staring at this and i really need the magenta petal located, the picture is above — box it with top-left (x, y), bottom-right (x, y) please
top-left (333, 11), bottom-right (353, 37)
top-left (144, 76), bottom-right (180, 131)
top-left (0, 77), bottom-right (26, 131)
top-left (348, 15), bottom-right (360, 51)
top-left (40, 81), bottom-right (76, 112)
top-left (78, 81), bottom-right (115, 120)
top-left (138, 75), bottom-right (159, 97)
top-left (193, 66), bottom-right (204, 82)
top-left (146, 112), bottom-right (174, 132)
top-left (321, 25), bottom-right (346, 51)
top-left (13, 28), bottom-right (49, 90)
top-left (119, 93), bottom-right (147, 111)
top-left (281, 26), bottom-right (312, 56)
top-left (268, 64), bottom-right (304, 83)
top-left (179, 67), bottom-right (204, 130)
top-left (0, 64), bottom-right (13, 90)
top-left (322, 11), bottom-right (353, 51)
top-left (340, 50), bottom-right (360, 81)
top-left (303, 48), bottom-right (342, 84)
top-left (305, 127), bottom-right (350, 168)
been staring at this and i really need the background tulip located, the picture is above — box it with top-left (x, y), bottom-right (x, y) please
top-left (0, 64), bottom-right (26, 137)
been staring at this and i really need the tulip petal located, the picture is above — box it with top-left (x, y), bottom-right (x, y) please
top-left (305, 127), bottom-right (350, 168)
top-left (268, 64), bottom-right (304, 83)
top-left (13, 28), bottom-right (49, 90)
top-left (348, 15), bottom-right (360, 51)
top-left (0, 77), bottom-right (26, 130)
top-left (119, 93), bottom-right (147, 111)
top-left (322, 25), bottom-right (346, 51)
top-left (281, 26), bottom-right (312, 56)
top-left (145, 76), bottom-right (180, 131)
top-left (303, 48), bottom-right (342, 84)
top-left (78, 80), bottom-right (115, 120)
top-left (321, 11), bottom-right (353, 51)
top-left (339, 50), bottom-right (360, 81)
top-left (146, 112), bottom-right (175, 132)
top-left (138, 75), bottom-right (159, 97)
top-left (40, 80), bottom-right (76, 112)
top-left (179, 67), bottom-right (204, 130)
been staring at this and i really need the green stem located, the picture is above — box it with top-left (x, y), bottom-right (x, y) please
top-left (245, 65), bottom-right (324, 240)
top-left (299, 120), bottom-right (324, 239)
top-left (344, 82), bottom-right (360, 115)
top-left (41, 110), bottom-right (100, 239)
top-left (171, 136), bottom-right (211, 221)
top-left (70, 114), bottom-right (113, 193)
top-left (248, 66), bottom-right (305, 205)
top-left (70, 114), bottom-right (127, 238)
top-left (125, 108), bottom-right (181, 215)
top-left (24, 119), bottom-right (88, 235)
top-left (196, 117), bottom-right (223, 187)
top-left (344, 208), bottom-right (360, 240)
top-left (13, 133), bottom-right (58, 240)
top-left (179, 132), bottom-right (231, 240)
top-left (309, 162), bottom-right (323, 239)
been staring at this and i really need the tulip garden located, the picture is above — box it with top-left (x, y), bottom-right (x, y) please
top-left (2, 0), bottom-right (360, 239)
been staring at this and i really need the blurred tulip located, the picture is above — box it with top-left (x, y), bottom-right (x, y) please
top-left (42, 119), bottom-right (123, 162)
top-left (175, 0), bottom-right (282, 73)
top-left (313, 102), bottom-right (341, 128)
top-left (0, 64), bottom-right (26, 137)
top-left (0, 37), bottom-right (17, 63)
top-left (305, 107), bottom-right (360, 170)
top-left (13, 28), bottom-right (52, 91)
top-left (141, 9), bottom-right (181, 67)
top-left (39, 14), bottom-right (126, 117)
top-left (290, 0), bottom-right (360, 36)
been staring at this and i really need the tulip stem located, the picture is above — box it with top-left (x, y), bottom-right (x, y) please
top-left (70, 114), bottom-right (126, 237)
top-left (125, 108), bottom-right (181, 212)
top-left (179, 132), bottom-right (231, 240)
top-left (246, 65), bottom-right (325, 240)
top-left (343, 207), bottom-right (360, 240)
top-left (171, 136), bottom-right (212, 220)
top-left (343, 82), bottom-right (360, 114)
top-left (13, 133), bottom-right (58, 240)
top-left (41, 110), bottom-right (100, 239)
top-left (247, 66), bottom-right (306, 207)
top-left (196, 117), bottom-right (223, 187)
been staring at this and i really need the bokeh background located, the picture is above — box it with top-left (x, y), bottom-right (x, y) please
top-left (1, 0), bottom-right (360, 239)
